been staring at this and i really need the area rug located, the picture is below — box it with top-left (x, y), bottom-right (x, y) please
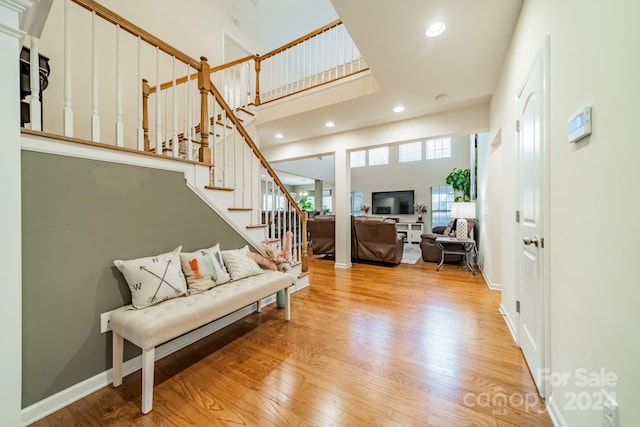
top-left (401, 244), bottom-right (421, 264)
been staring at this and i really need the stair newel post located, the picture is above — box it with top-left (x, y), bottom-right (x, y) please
top-left (254, 55), bottom-right (261, 105)
top-left (141, 79), bottom-right (150, 152)
top-left (198, 56), bottom-right (211, 164)
top-left (301, 210), bottom-right (308, 273)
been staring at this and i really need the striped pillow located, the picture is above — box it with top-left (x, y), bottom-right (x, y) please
top-left (222, 245), bottom-right (264, 281)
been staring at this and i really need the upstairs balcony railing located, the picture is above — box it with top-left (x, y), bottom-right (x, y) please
top-left (209, 19), bottom-right (369, 113)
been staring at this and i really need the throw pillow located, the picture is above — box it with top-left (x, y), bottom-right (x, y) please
top-left (443, 219), bottom-right (456, 237)
top-left (114, 246), bottom-right (187, 309)
top-left (222, 245), bottom-right (264, 281)
top-left (179, 243), bottom-right (231, 294)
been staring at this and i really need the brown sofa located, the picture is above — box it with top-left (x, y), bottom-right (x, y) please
top-left (420, 219), bottom-right (476, 263)
top-left (307, 215), bottom-right (336, 255)
top-left (352, 216), bottom-right (404, 265)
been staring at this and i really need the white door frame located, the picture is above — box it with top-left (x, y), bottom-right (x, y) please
top-left (515, 36), bottom-right (551, 398)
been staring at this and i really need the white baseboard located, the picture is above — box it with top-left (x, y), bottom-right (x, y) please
top-left (477, 265), bottom-right (502, 291)
top-left (334, 262), bottom-right (352, 269)
top-left (499, 303), bottom-right (518, 344)
top-left (20, 297), bottom-right (287, 426)
top-left (546, 394), bottom-right (567, 427)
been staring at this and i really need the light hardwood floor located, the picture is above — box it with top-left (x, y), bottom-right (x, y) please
top-left (32, 254), bottom-right (553, 426)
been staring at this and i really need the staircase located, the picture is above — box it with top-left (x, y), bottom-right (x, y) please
top-left (19, 0), bottom-right (368, 288)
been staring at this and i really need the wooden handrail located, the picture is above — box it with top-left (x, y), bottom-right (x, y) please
top-left (210, 54), bottom-right (257, 73)
top-left (149, 55), bottom-right (257, 95)
top-left (257, 19), bottom-right (342, 61)
top-left (207, 78), bottom-right (304, 218)
top-left (71, 0), bottom-right (201, 69)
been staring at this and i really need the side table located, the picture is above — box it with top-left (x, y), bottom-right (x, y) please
top-left (435, 236), bottom-right (477, 274)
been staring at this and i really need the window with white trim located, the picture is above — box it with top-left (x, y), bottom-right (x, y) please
top-left (426, 137), bottom-right (452, 160)
top-left (351, 191), bottom-right (363, 215)
top-left (431, 185), bottom-right (454, 227)
top-left (399, 141), bottom-right (422, 163)
top-left (350, 150), bottom-right (366, 168)
top-left (368, 146), bottom-right (389, 166)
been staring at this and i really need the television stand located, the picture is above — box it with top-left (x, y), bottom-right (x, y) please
top-left (396, 222), bottom-right (424, 244)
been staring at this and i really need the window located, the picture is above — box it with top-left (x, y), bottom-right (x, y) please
top-left (322, 188), bottom-right (332, 213)
top-left (431, 185), bottom-right (454, 227)
top-left (399, 141), bottom-right (422, 162)
top-left (426, 137), bottom-right (452, 159)
top-left (350, 191), bottom-right (363, 215)
top-left (368, 146), bottom-right (389, 166)
top-left (350, 150), bottom-right (366, 168)
top-left (262, 193), bottom-right (285, 211)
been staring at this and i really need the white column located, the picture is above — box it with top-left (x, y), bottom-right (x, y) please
top-left (0, 1), bottom-right (29, 424)
top-left (334, 148), bottom-right (352, 268)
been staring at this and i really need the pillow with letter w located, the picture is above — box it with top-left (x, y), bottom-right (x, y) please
top-left (114, 246), bottom-right (187, 309)
top-left (179, 243), bottom-right (231, 294)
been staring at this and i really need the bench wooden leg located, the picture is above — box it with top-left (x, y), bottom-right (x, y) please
top-left (112, 332), bottom-right (124, 387)
top-left (141, 347), bottom-right (155, 414)
top-left (284, 286), bottom-right (291, 321)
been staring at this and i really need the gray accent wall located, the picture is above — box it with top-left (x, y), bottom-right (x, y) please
top-left (21, 151), bottom-right (249, 407)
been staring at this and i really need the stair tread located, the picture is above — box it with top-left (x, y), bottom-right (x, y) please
top-left (246, 224), bottom-right (267, 229)
top-left (228, 207), bottom-right (252, 211)
top-left (204, 185), bottom-right (234, 191)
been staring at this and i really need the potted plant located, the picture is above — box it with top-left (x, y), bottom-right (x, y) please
top-left (299, 196), bottom-right (314, 211)
top-left (445, 168), bottom-right (471, 202)
top-left (414, 203), bottom-right (427, 223)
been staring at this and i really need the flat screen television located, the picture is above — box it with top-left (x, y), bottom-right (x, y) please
top-left (371, 190), bottom-right (414, 215)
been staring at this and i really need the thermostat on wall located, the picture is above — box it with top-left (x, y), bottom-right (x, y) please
top-left (568, 106), bottom-right (592, 143)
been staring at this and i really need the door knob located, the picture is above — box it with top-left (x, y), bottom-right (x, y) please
top-left (523, 237), bottom-right (539, 247)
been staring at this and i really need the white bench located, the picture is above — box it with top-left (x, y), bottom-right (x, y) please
top-left (109, 269), bottom-right (293, 414)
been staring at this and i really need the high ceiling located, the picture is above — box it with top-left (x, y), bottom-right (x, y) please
top-left (221, 0), bottom-right (523, 183)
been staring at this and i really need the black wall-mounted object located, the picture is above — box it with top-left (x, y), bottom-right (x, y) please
top-left (20, 46), bottom-right (50, 128)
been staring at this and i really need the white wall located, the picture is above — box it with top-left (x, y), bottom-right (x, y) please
top-left (484, 0), bottom-right (640, 424)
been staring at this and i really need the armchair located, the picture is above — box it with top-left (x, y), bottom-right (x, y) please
top-left (420, 219), bottom-right (476, 263)
top-left (352, 216), bottom-right (404, 264)
top-left (307, 215), bottom-right (335, 256)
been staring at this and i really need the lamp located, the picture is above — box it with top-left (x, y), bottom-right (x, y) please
top-left (451, 202), bottom-right (476, 239)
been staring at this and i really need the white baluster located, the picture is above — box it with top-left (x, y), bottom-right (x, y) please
top-left (137, 36), bottom-right (143, 150)
top-left (63, 0), bottom-right (73, 136)
top-left (91, 11), bottom-right (100, 142)
top-left (185, 64), bottom-right (192, 160)
top-left (155, 46), bottom-right (162, 154)
top-left (28, 36), bottom-right (41, 131)
top-left (115, 25), bottom-right (123, 147)
top-left (172, 56), bottom-right (178, 158)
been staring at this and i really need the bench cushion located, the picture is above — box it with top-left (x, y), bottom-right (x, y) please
top-left (110, 270), bottom-right (292, 350)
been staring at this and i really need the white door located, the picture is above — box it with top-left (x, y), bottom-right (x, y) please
top-left (516, 40), bottom-right (548, 396)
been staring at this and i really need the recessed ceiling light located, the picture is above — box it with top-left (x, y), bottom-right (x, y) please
top-left (393, 105), bottom-right (405, 113)
top-left (325, 121), bottom-right (335, 128)
top-left (435, 93), bottom-right (448, 101)
top-left (274, 133), bottom-right (283, 139)
top-left (426, 22), bottom-right (446, 38)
